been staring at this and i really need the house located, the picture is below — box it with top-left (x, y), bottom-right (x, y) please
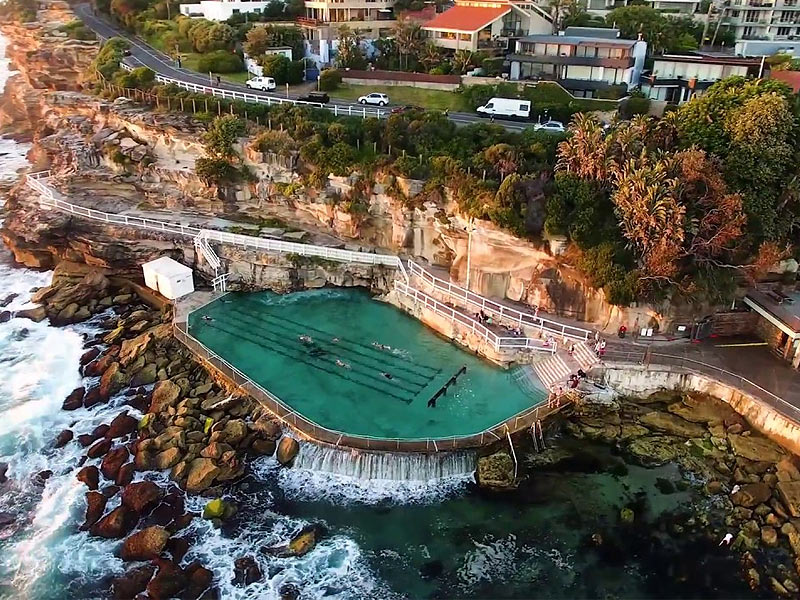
top-left (244, 47), bottom-right (295, 76)
top-left (179, 0), bottom-right (279, 20)
top-left (744, 288), bottom-right (800, 369)
top-left (507, 28), bottom-right (647, 97)
top-left (721, 0), bottom-right (800, 44)
top-left (298, 0), bottom-right (399, 64)
top-left (735, 39), bottom-right (800, 58)
top-left (421, 0), bottom-right (553, 53)
top-left (640, 52), bottom-right (762, 104)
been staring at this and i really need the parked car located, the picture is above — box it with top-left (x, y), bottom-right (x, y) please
top-left (358, 93), bottom-right (389, 106)
top-left (390, 105), bottom-right (423, 114)
top-left (245, 76), bottom-right (276, 91)
top-left (533, 120), bottom-right (566, 133)
top-left (297, 91), bottom-right (330, 104)
top-left (476, 97), bottom-right (531, 120)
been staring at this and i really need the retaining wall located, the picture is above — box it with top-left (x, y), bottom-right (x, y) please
top-left (597, 362), bottom-right (800, 456)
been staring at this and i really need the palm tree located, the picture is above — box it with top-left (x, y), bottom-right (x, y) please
top-left (419, 42), bottom-right (443, 72)
top-left (452, 49), bottom-right (473, 74)
top-left (393, 17), bottom-right (423, 70)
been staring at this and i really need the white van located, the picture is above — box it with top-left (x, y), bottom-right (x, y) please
top-left (245, 76), bottom-right (276, 91)
top-left (476, 97), bottom-right (531, 120)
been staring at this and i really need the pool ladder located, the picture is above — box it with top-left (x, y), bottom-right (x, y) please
top-left (530, 420), bottom-right (545, 452)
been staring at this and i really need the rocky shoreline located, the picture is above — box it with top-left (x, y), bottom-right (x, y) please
top-left (4, 262), bottom-right (314, 599)
top-left (560, 388), bottom-right (800, 596)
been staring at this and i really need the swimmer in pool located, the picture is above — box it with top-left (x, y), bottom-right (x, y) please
top-left (299, 335), bottom-right (312, 344)
top-left (309, 347), bottom-right (326, 357)
top-left (380, 372), bottom-right (393, 380)
top-left (331, 337), bottom-right (340, 343)
top-left (202, 315), bottom-right (214, 322)
top-left (336, 359), bottom-right (351, 369)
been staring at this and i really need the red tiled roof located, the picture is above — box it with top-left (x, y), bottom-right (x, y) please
top-left (771, 70), bottom-right (800, 93)
top-left (422, 5), bottom-right (511, 33)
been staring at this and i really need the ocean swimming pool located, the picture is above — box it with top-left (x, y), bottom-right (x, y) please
top-left (187, 288), bottom-right (547, 440)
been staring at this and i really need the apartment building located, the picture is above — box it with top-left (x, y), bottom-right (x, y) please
top-left (180, 0), bottom-right (280, 20)
top-left (640, 52), bottom-right (762, 103)
top-left (507, 28), bottom-right (647, 96)
top-left (720, 0), bottom-right (800, 42)
top-left (421, 0), bottom-right (553, 52)
top-left (584, 0), bottom-right (701, 18)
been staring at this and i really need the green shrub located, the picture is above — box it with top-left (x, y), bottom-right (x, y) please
top-left (112, 66), bottom-right (155, 89)
top-left (318, 69), bottom-right (343, 91)
top-left (195, 156), bottom-right (241, 185)
top-left (253, 129), bottom-right (297, 155)
top-left (59, 19), bottom-right (97, 40)
top-left (92, 37), bottom-right (129, 80)
top-left (481, 57), bottom-right (505, 77)
top-left (619, 96), bottom-right (651, 119)
top-left (196, 50), bottom-right (244, 74)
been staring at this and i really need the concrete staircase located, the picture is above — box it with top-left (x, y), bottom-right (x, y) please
top-left (533, 341), bottom-right (600, 390)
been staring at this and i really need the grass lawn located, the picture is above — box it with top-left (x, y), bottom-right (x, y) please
top-left (329, 83), bottom-right (470, 112)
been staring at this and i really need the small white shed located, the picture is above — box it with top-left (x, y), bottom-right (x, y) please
top-left (142, 257), bottom-right (194, 300)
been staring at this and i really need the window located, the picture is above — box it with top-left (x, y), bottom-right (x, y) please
top-left (596, 46), bottom-right (610, 58)
top-left (545, 44), bottom-right (559, 55)
top-left (777, 26), bottom-right (790, 35)
top-left (232, 8), bottom-right (240, 13)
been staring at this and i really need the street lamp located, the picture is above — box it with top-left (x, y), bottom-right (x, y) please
top-left (464, 217), bottom-right (476, 291)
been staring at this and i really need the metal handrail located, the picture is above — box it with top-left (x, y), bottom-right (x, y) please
top-left (394, 280), bottom-right (554, 353)
top-left (23, 172), bottom-right (407, 278)
top-left (407, 259), bottom-right (592, 341)
top-left (119, 63), bottom-right (387, 120)
top-left (173, 320), bottom-right (562, 451)
top-left (602, 349), bottom-right (800, 424)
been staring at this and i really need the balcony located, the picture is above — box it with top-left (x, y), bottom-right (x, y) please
top-left (297, 16), bottom-right (322, 26)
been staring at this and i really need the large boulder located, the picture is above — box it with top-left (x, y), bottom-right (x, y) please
top-left (62, 387), bottom-right (85, 411)
top-left (232, 556), bottom-right (262, 587)
top-left (112, 565), bottom-right (155, 600)
top-left (777, 481), bottom-right (800, 518)
top-left (667, 393), bottom-right (744, 426)
top-left (732, 482), bottom-right (772, 508)
top-left (184, 458), bottom-right (220, 493)
top-left (53, 429), bottom-right (74, 448)
top-left (252, 416), bottom-right (282, 440)
top-left (99, 362), bottom-right (129, 400)
top-left (121, 481), bottom-right (164, 515)
top-left (147, 559), bottom-right (187, 600)
top-left (212, 420), bottom-right (248, 446)
top-left (90, 506), bottom-right (138, 539)
top-left (76, 465), bottom-right (100, 490)
top-left (626, 436), bottom-right (681, 467)
top-left (200, 442), bottom-right (233, 460)
top-left (100, 446), bottom-right (130, 480)
top-left (153, 447), bottom-right (183, 470)
top-left (729, 435), bottom-right (787, 463)
top-left (87, 437), bottom-right (112, 459)
top-left (476, 452), bottom-right (515, 490)
top-left (81, 491), bottom-right (108, 530)
top-left (276, 437), bottom-right (299, 466)
top-left (121, 526), bottom-right (171, 561)
top-left (108, 411), bottom-right (138, 439)
top-left (119, 331), bottom-right (153, 367)
top-left (149, 380), bottom-right (182, 414)
top-left (638, 411), bottom-right (706, 438)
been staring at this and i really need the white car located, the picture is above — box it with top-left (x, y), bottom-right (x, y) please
top-left (357, 93), bottom-right (389, 106)
top-left (245, 76), bottom-right (276, 91)
top-left (534, 120), bottom-right (566, 133)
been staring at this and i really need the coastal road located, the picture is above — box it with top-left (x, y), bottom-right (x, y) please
top-left (73, 4), bottom-right (532, 133)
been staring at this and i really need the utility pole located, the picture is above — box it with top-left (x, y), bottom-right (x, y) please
top-left (700, 0), bottom-right (714, 49)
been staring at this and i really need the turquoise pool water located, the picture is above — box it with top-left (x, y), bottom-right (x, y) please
top-left (188, 289), bottom-right (546, 439)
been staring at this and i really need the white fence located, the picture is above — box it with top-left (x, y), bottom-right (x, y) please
top-left (407, 259), bottom-right (592, 342)
top-left (120, 62), bottom-right (386, 120)
top-left (24, 172), bottom-right (406, 278)
top-left (395, 280), bottom-right (555, 354)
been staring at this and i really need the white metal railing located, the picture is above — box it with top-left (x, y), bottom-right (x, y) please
top-left (395, 280), bottom-right (555, 354)
top-left (119, 62), bottom-right (387, 120)
top-left (23, 172), bottom-right (407, 278)
top-left (407, 259), bottom-right (592, 342)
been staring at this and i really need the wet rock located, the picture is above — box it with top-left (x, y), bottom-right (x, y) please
top-left (121, 525), bottom-right (171, 561)
top-left (202, 498), bottom-right (237, 520)
top-left (185, 458), bottom-right (220, 493)
top-left (147, 559), bottom-right (187, 600)
top-left (87, 437), bottom-right (112, 459)
top-left (250, 438), bottom-right (276, 456)
top-left (97, 441), bottom-right (127, 477)
top-left (729, 435), bottom-right (786, 463)
top-left (626, 436), bottom-right (680, 467)
top-left (211, 420), bottom-right (247, 446)
top-left (267, 524), bottom-right (324, 558)
top-left (54, 429), bottom-right (74, 448)
top-left (62, 387), bottom-right (85, 411)
top-left (280, 583), bottom-right (301, 600)
top-left (638, 411), bottom-right (706, 438)
top-left (762, 526), bottom-right (779, 547)
top-left (184, 562), bottom-right (214, 599)
top-left (81, 491), bottom-right (107, 530)
top-left (167, 536), bottom-right (190, 562)
top-left (732, 482), bottom-right (772, 508)
top-left (90, 506), bottom-right (138, 539)
top-left (131, 363), bottom-right (158, 387)
top-left (0, 512), bottom-right (15, 528)
top-left (706, 481), bottom-right (723, 495)
top-left (77, 465), bottom-right (100, 490)
top-left (769, 577), bottom-right (791, 598)
top-left (119, 331), bottom-right (153, 367)
top-left (100, 362), bottom-right (130, 400)
top-left (112, 565), bottom-right (155, 600)
top-left (80, 347), bottom-right (100, 367)
top-left (121, 481), bottom-right (164, 515)
top-left (108, 411), bottom-right (138, 439)
top-left (116, 463), bottom-right (135, 487)
top-left (200, 442), bottom-right (233, 460)
top-left (232, 556), bottom-right (262, 587)
top-left (777, 459), bottom-right (800, 482)
top-left (276, 437), bottom-right (300, 466)
top-left (476, 451), bottom-right (515, 490)
top-left (777, 481), bottom-right (800, 518)
top-left (153, 447), bottom-right (183, 470)
top-left (149, 380), bottom-right (182, 414)
top-left (85, 346), bottom-right (120, 377)
top-left (83, 387), bottom-right (104, 409)
top-left (252, 416), bottom-right (282, 440)
top-left (0, 463), bottom-right (6, 484)
top-left (746, 568), bottom-right (760, 590)
top-left (15, 306), bottom-right (46, 322)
